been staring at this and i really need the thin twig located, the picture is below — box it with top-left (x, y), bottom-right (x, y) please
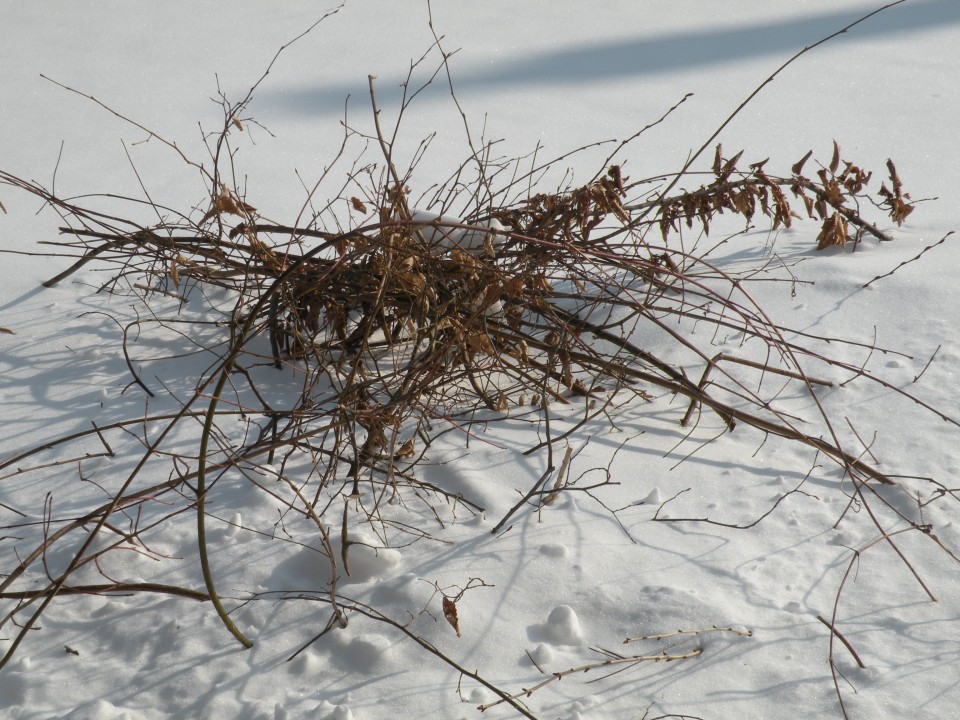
top-left (816, 614), bottom-right (866, 669)
top-left (864, 231), bottom-right (953, 287)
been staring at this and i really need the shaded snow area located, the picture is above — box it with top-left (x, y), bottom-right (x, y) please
top-left (3, 2), bottom-right (960, 719)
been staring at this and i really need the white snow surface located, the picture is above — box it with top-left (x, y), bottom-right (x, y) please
top-left (2, 1), bottom-right (960, 719)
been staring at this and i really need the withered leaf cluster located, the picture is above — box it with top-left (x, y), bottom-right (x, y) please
top-left (499, 165), bottom-right (629, 243)
top-left (655, 142), bottom-right (913, 251)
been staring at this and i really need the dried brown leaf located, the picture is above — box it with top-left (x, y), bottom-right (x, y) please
top-left (607, 164), bottom-right (625, 194)
top-left (720, 149), bottom-right (744, 178)
top-left (886, 158), bottom-right (904, 194)
top-left (466, 331), bottom-right (495, 356)
top-left (350, 197), bottom-right (367, 213)
top-left (816, 212), bottom-right (849, 250)
top-left (442, 596), bottom-right (461, 637)
top-left (571, 378), bottom-right (589, 396)
top-left (814, 196), bottom-right (827, 220)
top-left (394, 438), bottom-right (415, 459)
top-left (770, 183), bottom-right (792, 229)
top-left (829, 140), bottom-right (841, 175)
top-left (397, 270), bottom-right (427, 297)
top-left (482, 232), bottom-right (496, 259)
top-left (201, 188), bottom-right (256, 223)
top-left (881, 159), bottom-right (915, 226)
top-left (889, 197), bottom-right (915, 226)
top-left (791, 150), bottom-right (813, 176)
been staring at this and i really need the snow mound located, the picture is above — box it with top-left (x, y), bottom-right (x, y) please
top-left (529, 642), bottom-right (555, 666)
top-left (410, 209), bottom-right (505, 256)
top-left (312, 702), bottom-right (354, 720)
top-left (269, 531), bottom-right (403, 591)
top-left (543, 604), bottom-right (584, 646)
top-left (344, 632), bottom-right (394, 671)
top-left (342, 532), bottom-right (403, 583)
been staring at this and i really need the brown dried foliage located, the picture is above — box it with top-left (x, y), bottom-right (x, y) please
top-left (653, 141), bottom-right (912, 251)
top-left (0, 139), bottom-right (918, 508)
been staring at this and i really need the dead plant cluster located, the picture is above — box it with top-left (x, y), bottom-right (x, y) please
top-left (648, 141), bottom-right (911, 250)
top-left (1, 136), bottom-right (917, 501)
top-left (0, 4), bottom-right (956, 717)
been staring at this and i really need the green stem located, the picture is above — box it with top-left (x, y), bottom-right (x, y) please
top-left (196, 363), bottom-right (253, 649)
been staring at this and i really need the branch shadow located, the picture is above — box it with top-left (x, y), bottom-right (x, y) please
top-left (256, 0), bottom-right (959, 117)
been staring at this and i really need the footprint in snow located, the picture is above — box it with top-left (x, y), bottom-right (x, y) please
top-left (539, 543), bottom-right (569, 559)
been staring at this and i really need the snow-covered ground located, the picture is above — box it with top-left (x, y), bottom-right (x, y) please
top-left (3, 2), bottom-right (960, 718)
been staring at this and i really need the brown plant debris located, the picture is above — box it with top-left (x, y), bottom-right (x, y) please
top-left (648, 142), bottom-right (911, 248)
top-left (442, 596), bottom-right (461, 637)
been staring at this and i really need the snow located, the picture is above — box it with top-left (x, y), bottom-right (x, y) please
top-left (409, 210), bottom-right (506, 255)
top-left (2, 1), bottom-right (960, 719)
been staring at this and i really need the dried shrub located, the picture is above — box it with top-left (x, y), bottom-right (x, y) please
top-left (0, 6), bottom-right (953, 718)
